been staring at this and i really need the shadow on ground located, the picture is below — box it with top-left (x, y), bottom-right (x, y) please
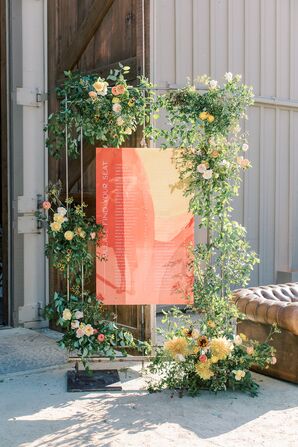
top-left (1, 365), bottom-right (297, 447)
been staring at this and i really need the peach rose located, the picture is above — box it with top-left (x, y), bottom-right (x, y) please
top-left (116, 84), bottom-right (126, 95)
top-left (89, 91), bottom-right (97, 99)
top-left (42, 201), bottom-right (51, 210)
top-left (76, 328), bottom-right (85, 338)
top-left (246, 346), bottom-right (254, 355)
top-left (112, 86), bottom-right (119, 96)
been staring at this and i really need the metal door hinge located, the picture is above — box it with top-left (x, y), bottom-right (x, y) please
top-left (16, 88), bottom-right (48, 107)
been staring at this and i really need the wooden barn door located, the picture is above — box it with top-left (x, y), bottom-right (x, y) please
top-left (47, 0), bottom-right (153, 340)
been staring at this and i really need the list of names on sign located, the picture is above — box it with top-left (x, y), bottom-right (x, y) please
top-left (96, 148), bottom-right (194, 305)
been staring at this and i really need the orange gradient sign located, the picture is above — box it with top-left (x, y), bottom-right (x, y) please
top-left (96, 148), bottom-right (194, 305)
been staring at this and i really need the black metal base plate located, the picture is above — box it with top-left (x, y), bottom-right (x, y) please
top-left (67, 369), bottom-right (122, 392)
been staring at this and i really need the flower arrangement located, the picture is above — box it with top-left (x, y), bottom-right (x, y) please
top-left (46, 64), bottom-right (155, 159)
top-left (38, 182), bottom-right (149, 367)
top-left (147, 73), bottom-right (276, 395)
top-left (37, 181), bottom-right (103, 291)
top-left (44, 291), bottom-right (148, 367)
top-left (148, 309), bottom-right (277, 396)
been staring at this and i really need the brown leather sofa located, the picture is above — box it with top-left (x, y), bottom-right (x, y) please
top-left (234, 283), bottom-right (298, 383)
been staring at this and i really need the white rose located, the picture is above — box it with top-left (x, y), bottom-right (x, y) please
top-left (112, 103), bottom-right (122, 113)
top-left (224, 72), bottom-right (233, 82)
top-left (124, 128), bottom-right (132, 135)
top-left (175, 354), bottom-right (186, 362)
top-left (57, 207), bottom-right (67, 216)
top-left (71, 320), bottom-right (80, 329)
top-left (75, 310), bottom-right (84, 319)
top-left (242, 143), bottom-right (249, 152)
top-left (209, 80), bottom-right (218, 90)
top-left (202, 169), bottom-right (213, 180)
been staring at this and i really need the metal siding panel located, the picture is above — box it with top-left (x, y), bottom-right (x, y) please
top-left (261, 0), bottom-right (276, 97)
top-left (276, 110), bottom-right (290, 271)
top-left (259, 108), bottom-right (276, 284)
top-left (210, 0), bottom-right (228, 78)
top-left (244, 106), bottom-right (261, 286)
top-left (154, 0), bottom-right (176, 84)
top-left (175, 0), bottom-right (193, 83)
top-left (193, 0), bottom-right (210, 76)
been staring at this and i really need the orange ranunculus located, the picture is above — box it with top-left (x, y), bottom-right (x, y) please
top-left (112, 86), bottom-right (119, 96)
top-left (116, 84), bottom-right (126, 95)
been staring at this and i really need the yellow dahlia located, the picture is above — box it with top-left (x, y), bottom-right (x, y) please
top-left (164, 337), bottom-right (189, 358)
top-left (209, 337), bottom-right (233, 360)
top-left (195, 360), bottom-right (214, 380)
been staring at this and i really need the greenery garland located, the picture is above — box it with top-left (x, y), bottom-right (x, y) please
top-left (146, 73), bottom-right (277, 396)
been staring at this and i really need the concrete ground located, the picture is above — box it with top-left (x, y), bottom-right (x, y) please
top-left (1, 328), bottom-right (298, 447)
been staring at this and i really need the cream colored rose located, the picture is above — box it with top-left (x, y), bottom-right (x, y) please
top-left (84, 324), bottom-right (94, 337)
top-left (57, 207), bottom-right (67, 216)
top-left (62, 308), bottom-right (72, 321)
top-left (75, 310), bottom-right (83, 319)
top-left (124, 128), bottom-right (132, 135)
top-left (209, 79), bottom-right (218, 89)
top-left (53, 213), bottom-right (65, 224)
top-left (93, 79), bottom-right (108, 96)
top-left (233, 369), bottom-right (246, 381)
top-left (71, 320), bottom-right (80, 329)
top-left (242, 143), bottom-right (249, 152)
top-left (224, 72), bottom-right (233, 82)
top-left (50, 222), bottom-right (61, 232)
top-left (116, 117), bottom-right (124, 126)
top-left (64, 231), bottom-right (74, 241)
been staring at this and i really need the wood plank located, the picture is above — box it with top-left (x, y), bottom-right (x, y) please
top-left (57, 0), bottom-right (115, 78)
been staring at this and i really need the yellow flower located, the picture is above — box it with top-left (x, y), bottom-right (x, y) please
top-left (64, 230), bottom-right (74, 241)
top-left (164, 337), bottom-right (189, 358)
top-left (239, 333), bottom-right (247, 341)
top-left (76, 227), bottom-right (86, 238)
top-left (233, 369), bottom-right (246, 381)
top-left (207, 114), bottom-right (215, 123)
top-left (128, 98), bottom-right (135, 107)
top-left (209, 337), bottom-right (233, 360)
top-left (53, 213), bottom-right (64, 224)
top-left (62, 308), bottom-right (72, 321)
top-left (199, 111), bottom-right (209, 120)
top-left (210, 356), bottom-right (219, 364)
top-left (195, 360), bottom-right (214, 380)
top-left (84, 324), bottom-right (94, 337)
top-left (207, 320), bottom-right (216, 329)
top-left (50, 222), bottom-right (61, 232)
top-left (112, 97), bottom-right (121, 104)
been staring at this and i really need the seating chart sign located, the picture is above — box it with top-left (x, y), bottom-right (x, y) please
top-left (96, 148), bottom-right (194, 305)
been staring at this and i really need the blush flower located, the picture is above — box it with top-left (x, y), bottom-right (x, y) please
top-left (76, 327), bottom-right (85, 338)
top-left (42, 201), bottom-right (51, 210)
top-left (97, 333), bottom-right (105, 342)
top-left (246, 346), bottom-right (254, 355)
top-left (202, 169), bottom-right (213, 180)
top-left (116, 84), bottom-right (126, 95)
top-left (89, 91), bottom-right (97, 99)
top-left (234, 335), bottom-right (243, 346)
top-left (71, 320), bottom-right (80, 329)
top-left (90, 232), bottom-right (96, 240)
top-left (112, 86), bottom-right (120, 96)
top-left (112, 103), bottom-right (122, 113)
top-left (75, 310), bottom-right (83, 319)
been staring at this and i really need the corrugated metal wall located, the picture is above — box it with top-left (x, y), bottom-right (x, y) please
top-left (151, 0), bottom-right (298, 286)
